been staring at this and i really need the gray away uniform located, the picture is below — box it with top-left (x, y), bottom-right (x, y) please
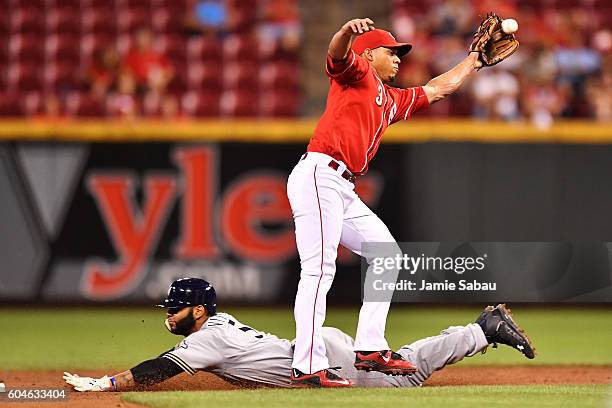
top-left (162, 313), bottom-right (489, 388)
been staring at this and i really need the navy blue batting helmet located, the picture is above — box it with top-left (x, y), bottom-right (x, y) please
top-left (158, 278), bottom-right (217, 316)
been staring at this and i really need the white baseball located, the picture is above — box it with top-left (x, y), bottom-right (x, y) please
top-left (501, 18), bottom-right (518, 34)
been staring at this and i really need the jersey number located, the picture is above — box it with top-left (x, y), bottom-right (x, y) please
top-left (239, 326), bottom-right (264, 339)
top-left (375, 85), bottom-right (383, 106)
top-left (229, 319), bottom-right (264, 339)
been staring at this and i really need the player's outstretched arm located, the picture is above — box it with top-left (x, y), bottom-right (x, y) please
top-left (328, 18), bottom-right (375, 61)
top-left (63, 357), bottom-right (183, 391)
top-left (422, 53), bottom-right (482, 104)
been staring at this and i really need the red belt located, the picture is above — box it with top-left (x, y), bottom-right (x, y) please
top-left (302, 153), bottom-right (356, 182)
top-left (327, 159), bottom-right (356, 182)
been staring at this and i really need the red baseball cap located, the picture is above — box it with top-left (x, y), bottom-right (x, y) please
top-left (352, 29), bottom-right (413, 57)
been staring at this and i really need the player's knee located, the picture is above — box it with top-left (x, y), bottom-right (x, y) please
top-left (365, 244), bottom-right (402, 265)
top-left (299, 266), bottom-right (336, 278)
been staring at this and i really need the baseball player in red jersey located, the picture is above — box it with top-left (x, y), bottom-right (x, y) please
top-left (287, 18), bottom-right (484, 387)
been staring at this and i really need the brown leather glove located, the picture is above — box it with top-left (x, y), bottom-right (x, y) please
top-left (470, 13), bottom-right (519, 67)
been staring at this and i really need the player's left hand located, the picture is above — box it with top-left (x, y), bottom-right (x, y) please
top-left (63, 372), bottom-right (112, 392)
top-left (469, 12), bottom-right (519, 67)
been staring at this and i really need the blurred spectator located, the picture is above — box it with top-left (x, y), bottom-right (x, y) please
top-left (471, 67), bottom-right (520, 121)
top-left (585, 70), bottom-right (612, 122)
top-left (591, 29), bottom-right (611, 55)
top-left (86, 48), bottom-right (120, 97)
top-left (472, 0), bottom-right (517, 22)
top-left (0, 0), bottom-right (607, 120)
top-left (555, 34), bottom-right (601, 85)
top-left (33, 94), bottom-right (66, 121)
top-left (390, 0), bottom-right (610, 123)
top-left (522, 78), bottom-right (570, 129)
top-left (107, 72), bottom-right (140, 119)
top-left (431, 36), bottom-right (468, 75)
top-left (396, 39), bottom-right (435, 88)
top-left (44, 95), bottom-right (63, 119)
top-left (391, 11), bottom-right (417, 42)
top-left (160, 95), bottom-right (183, 119)
top-left (396, 60), bottom-right (430, 89)
top-left (123, 28), bottom-right (174, 95)
top-left (186, 0), bottom-right (228, 36)
top-left (430, 0), bottom-right (473, 37)
top-left (257, 0), bottom-right (301, 59)
top-left (143, 90), bottom-right (186, 120)
top-left (522, 42), bottom-right (557, 83)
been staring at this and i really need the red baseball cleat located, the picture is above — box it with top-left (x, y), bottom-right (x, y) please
top-left (290, 368), bottom-right (353, 388)
top-left (354, 350), bottom-right (418, 376)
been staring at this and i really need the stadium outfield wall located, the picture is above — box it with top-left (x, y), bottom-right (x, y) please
top-left (0, 120), bottom-right (611, 305)
top-left (0, 119), bottom-right (610, 143)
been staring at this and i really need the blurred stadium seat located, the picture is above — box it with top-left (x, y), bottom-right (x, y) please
top-left (223, 33), bottom-right (259, 62)
top-left (259, 61), bottom-right (299, 91)
top-left (85, 0), bottom-right (114, 9)
top-left (9, 33), bottom-right (44, 62)
top-left (82, 8), bottom-right (117, 35)
top-left (182, 90), bottom-right (221, 117)
top-left (152, 0), bottom-right (188, 12)
top-left (142, 91), bottom-right (163, 117)
top-left (44, 61), bottom-right (81, 93)
top-left (46, 34), bottom-right (81, 64)
top-left (0, 0), bottom-right (302, 118)
top-left (166, 68), bottom-right (188, 94)
top-left (7, 62), bottom-right (43, 91)
top-left (0, 0), bottom-right (605, 121)
top-left (260, 89), bottom-right (300, 117)
top-left (223, 61), bottom-right (255, 90)
top-left (65, 91), bottom-right (107, 117)
top-left (118, 0), bottom-right (151, 9)
top-left (80, 32), bottom-right (115, 64)
top-left (9, 0), bottom-right (46, 11)
top-left (117, 6), bottom-right (151, 34)
top-left (187, 63), bottom-right (223, 91)
top-left (187, 37), bottom-right (222, 63)
top-left (152, 7), bottom-right (185, 34)
top-left (47, 9), bottom-right (82, 35)
top-left (0, 92), bottom-right (25, 116)
top-left (51, 0), bottom-right (82, 8)
top-left (10, 8), bottom-right (45, 34)
top-left (220, 89), bottom-right (258, 117)
top-left (156, 34), bottom-right (187, 64)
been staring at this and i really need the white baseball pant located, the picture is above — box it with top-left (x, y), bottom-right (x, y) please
top-left (287, 152), bottom-right (400, 374)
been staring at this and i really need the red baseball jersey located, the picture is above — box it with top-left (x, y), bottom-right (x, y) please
top-left (307, 50), bottom-right (429, 175)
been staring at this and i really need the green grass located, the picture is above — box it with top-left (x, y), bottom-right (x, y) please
top-left (0, 306), bottom-right (611, 369)
top-left (122, 385), bottom-right (612, 408)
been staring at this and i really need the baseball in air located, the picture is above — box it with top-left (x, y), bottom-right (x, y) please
top-left (501, 18), bottom-right (518, 34)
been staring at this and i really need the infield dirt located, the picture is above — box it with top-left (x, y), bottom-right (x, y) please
top-left (2, 366), bottom-right (610, 408)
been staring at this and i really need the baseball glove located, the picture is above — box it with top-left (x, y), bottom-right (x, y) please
top-left (469, 12), bottom-right (519, 67)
